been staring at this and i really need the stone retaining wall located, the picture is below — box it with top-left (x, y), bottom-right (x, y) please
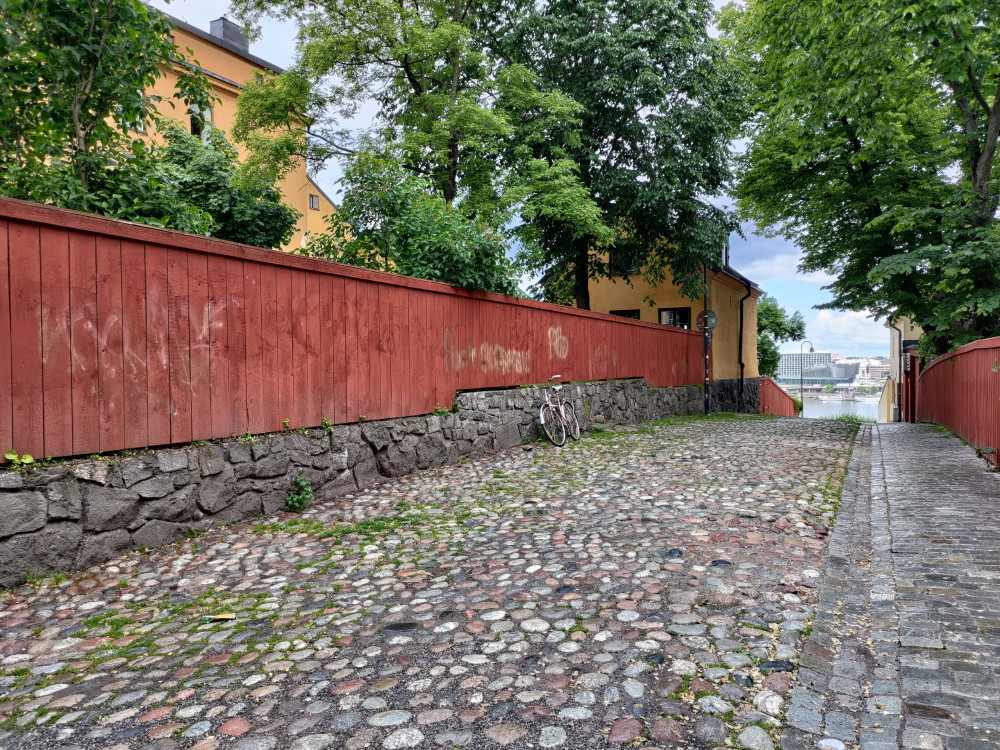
top-left (0, 376), bottom-right (758, 586)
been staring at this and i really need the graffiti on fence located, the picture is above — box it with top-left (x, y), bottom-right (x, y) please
top-left (444, 328), bottom-right (531, 376)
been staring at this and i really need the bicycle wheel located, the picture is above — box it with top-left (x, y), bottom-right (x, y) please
top-left (540, 404), bottom-right (566, 446)
top-left (563, 403), bottom-right (581, 440)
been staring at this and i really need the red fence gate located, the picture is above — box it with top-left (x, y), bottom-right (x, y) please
top-left (759, 377), bottom-right (797, 417)
top-left (0, 198), bottom-right (705, 461)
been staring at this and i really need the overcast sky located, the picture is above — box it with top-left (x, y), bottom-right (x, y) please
top-left (153, 0), bottom-right (889, 358)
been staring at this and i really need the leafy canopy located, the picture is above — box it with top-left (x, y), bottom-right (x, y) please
top-left (302, 153), bottom-right (518, 295)
top-left (723, 0), bottom-right (1000, 356)
top-left (231, 0), bottom-right (606, 243)
top-left (0, 0), bottom-right (297, 246)
top-left (495, 0), bottom-right (747, 308)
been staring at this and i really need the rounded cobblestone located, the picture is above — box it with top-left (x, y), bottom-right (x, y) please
top-left (0, 417), bottom-right (855, 750)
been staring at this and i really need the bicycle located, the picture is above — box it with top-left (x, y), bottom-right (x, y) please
top-left (539, 375), bottom-right (581, 446)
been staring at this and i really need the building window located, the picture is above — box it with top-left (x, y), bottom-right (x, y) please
top-left (610, 309), bottom-right (641, 320)
top-left (608, 250), bottom-right (641, 276)
top-left (189, 105), bottom-right (213, 141)
top-left (309, 194), bottom-right (320, 211)
top-left (659, 307), bottom-right (691, 329)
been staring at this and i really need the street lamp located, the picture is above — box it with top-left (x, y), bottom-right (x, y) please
top-left (799, 340), bottom-right (814, 411)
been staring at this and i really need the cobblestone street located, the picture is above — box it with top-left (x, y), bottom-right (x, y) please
top-left (0, 415), bottom-right (855, 750)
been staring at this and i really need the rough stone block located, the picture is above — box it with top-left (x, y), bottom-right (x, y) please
top-left (72, 462), bottom-right (110, 485)
top-left (226, 442), bottom-right (253, 464)
top-left (378, 443), bottom-right (417, 478)
top-left (199, 445), bottom-right (226, 476)
top-left (0, 522), bottom-right (82, 586)
top-left (120, 457), bottom-right (155, 488)
top-left (316, 469), bottom-right (356, 501)
top-left (416, 433), bottom-right (447, 468)
top-left (211, 492), bottom-right (261, 524)
top-left (361, 423), bottom-right (391, 451)
top-left (197, 466), bottom-right (236, 513)
top-left (0, 491), bottom-right (47, 539)
top-left (0, 472), bottom-right (24, 490)
top-left (82, 487), bottom-right (140, 532)
top-left (354, 457), bottom-right (381, 489)
top-left (157, 449), bottom-right (189, 473)
top-left (46, 481), bottom-right (82, 521)
top-left (140, 485), bottom-right (200, 524)
top-left (133, 519), bottom-right (185, 549)
top-left (134, 475), bottom-right (174, 499)
top-left (309, 433), bottom-right (331, 455)
top-left (76, 529), bottom-right (131, 569)
top-left (493, 422), bottom-right (520, 450)
top-left (253, 454), bottom-right (290, 478)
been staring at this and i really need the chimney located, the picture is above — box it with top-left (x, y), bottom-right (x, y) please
top-left (209, 16), bottom-right (249, 52)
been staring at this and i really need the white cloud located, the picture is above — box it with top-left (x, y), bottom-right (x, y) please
top-left (799, 309), bottom-right (888, 356)
top-left (739, 253), bottom-right (836, 285)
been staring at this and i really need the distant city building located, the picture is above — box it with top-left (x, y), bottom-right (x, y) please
top-left (778, 351), bottom-right (833, 381)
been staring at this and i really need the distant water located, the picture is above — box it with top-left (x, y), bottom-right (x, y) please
top-left (801, 396), bottom-right (879, 421)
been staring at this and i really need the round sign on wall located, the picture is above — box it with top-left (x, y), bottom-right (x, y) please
top-left (696, 310), bottom-right (718, 332)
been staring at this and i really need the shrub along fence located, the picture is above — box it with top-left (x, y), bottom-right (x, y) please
top-left (0, 197), bottom-right (706, 462)
top-left (759, 377), bottom-right (797, 417)
top-left (912, 337), bottom-right (1000, 466)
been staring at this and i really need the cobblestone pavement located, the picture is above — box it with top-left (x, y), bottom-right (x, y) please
top-left (785, 423), bottom-right (1000, 750)
top-left (0, 415), bottom-right (857, 750)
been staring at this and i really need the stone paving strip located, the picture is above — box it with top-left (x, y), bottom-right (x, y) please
top-left (0, 414), bottom-right (857, 750)
top-left (785, 423), bottom-right (1000, 750)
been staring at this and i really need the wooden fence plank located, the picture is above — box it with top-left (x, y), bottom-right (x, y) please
top-left (290, 269), bottom-right (308, 429)
top-left (355, 282), bottom-right (371, 420)
top-left (9, 222), bottom-right (44, 458)
top-left (120, 239), bottom-right (148, 448)
top-left (207, 255), bottom-right (230, 439)
top-left (96, 234), bottom-right (125, 452)
top-left (144, 245), bottom-right (171, 447)
top-left (40, 226), bottom-right (73, 458)
top-left (167, 248), bottom-right (192, 445)
top-left (69, 231), bottom-right (100, 455)
top-left (275, 267), bottom-right (293, 428)
top-left (226, 258), bottom-right (248, 436)
top-left (333, 276), bottom-right (347, 425)
top-left (260, 264), bottom-right (280, 432)
top-left (188, 252), bottom-right (212, 440)
top-left (244, 262), bottom-right (264, 434)
top-left (0, 221), bottom-right (11, 456)
top-left (319, 274), bottom-right (335, 423)
top-left (306, 272), bottom-right (322, 427)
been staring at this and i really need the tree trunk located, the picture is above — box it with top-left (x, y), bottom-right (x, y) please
top-left (573, 236), bottom-right (590, 310)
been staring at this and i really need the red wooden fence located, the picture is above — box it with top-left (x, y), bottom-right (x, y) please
top-left (0, 197), bottom-right (705, 461)
top-left (914, 337), bottom-right (1000, 466)
top-left (759, 377), bottom-right (797, 417)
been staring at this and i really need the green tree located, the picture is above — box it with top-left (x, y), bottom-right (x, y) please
top-left (723, 0), bottom-right (1000, 356)
top-left (756, 294), bottom-right (806, 378)
top-left (160, 125), bottom-right (300, 249)
top-left (231, 0), bottom-right (605, 242)
top-left (0, 0), bottom-right (215, 226)
top-left (496, 0), bottom-right (747, 308)
top-left (302, 153), bottom-right (518, 294)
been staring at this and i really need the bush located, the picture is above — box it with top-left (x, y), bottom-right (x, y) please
top-left (791, 395), bottom-right (803, 415)
top-left (285, 475), bottom-right (314, 512)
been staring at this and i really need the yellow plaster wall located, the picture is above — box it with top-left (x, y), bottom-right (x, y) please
top-left (589, 269), bottom-right (761, 380)
top-left (143, 26), bottom-right (336, 250)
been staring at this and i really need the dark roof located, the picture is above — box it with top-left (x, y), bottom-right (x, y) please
top-left (161, 11), bottom-right (284, 75)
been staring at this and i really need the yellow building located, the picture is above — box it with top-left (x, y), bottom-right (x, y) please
top-left (879, 316), bottom-right (922, 422)
top-left (589, 258), bottom-right (762, 381)
top-left (149, 14), bottom-right (336, 249)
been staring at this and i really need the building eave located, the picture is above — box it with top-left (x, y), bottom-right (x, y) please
top-left (160, 11), bottom-right (284, 75)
